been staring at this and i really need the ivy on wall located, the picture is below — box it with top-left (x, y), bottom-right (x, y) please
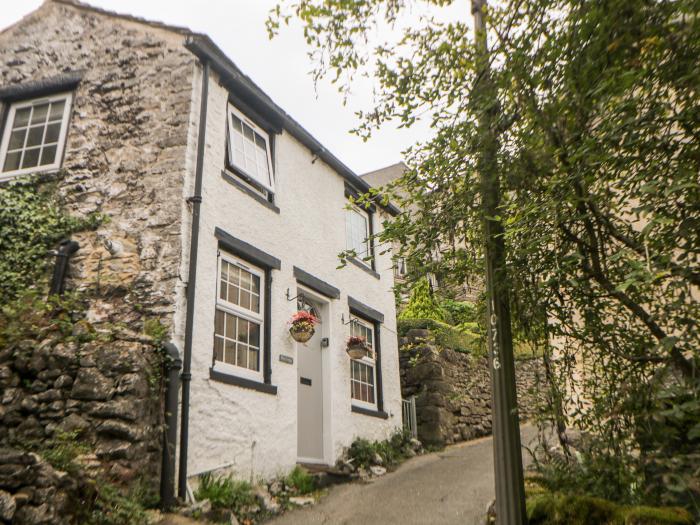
top-left (0, 178), bottom-right (98, 303)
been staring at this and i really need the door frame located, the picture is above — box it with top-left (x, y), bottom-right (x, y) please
top-left (295, 284), bottom-right (333, 465)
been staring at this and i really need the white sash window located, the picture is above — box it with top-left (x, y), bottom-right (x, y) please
top-left (226, 105), bottom-right (274, 192)
top-left (0, 92), bottom-right (73, 180)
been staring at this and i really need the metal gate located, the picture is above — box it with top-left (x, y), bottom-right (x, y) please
top-left (402, 396), bottom-right (418, 439)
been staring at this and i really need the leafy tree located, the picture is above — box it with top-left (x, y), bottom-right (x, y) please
top-left (398, 277), bottom-right (446, 321)
top-left (270, 0), bottom-right (700, 512)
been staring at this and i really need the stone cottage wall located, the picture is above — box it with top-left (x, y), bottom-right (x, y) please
top-left (0, 2), bottom-right (197, 522)
top-left (399, 330), bottom-right (543, 446)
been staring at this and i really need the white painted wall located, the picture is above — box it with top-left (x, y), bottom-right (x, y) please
top-left (183, 68), bottom-right (402, 482)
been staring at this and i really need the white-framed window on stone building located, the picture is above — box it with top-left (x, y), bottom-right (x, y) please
top-left (226, 104), bottom-right (274, 193)
top-left (346, 205), bottom-right (370, 261)
top-left (0, 92), bottom-right (73, 181)
top-left (213, 252), bottom-right (264, 382)
top-left (350, 316), bottom-right (377, 408)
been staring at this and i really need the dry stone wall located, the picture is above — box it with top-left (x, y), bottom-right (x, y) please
top-left (0, 2), bottom-right (197, 522)
top-left (399, 329), bottom-right (543, 446)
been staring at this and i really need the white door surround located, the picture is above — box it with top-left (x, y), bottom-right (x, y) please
top-left (296, 289), bottom-right (331, 464)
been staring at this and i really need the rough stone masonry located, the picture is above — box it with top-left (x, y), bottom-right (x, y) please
top-left (0, 2), bottom-right (198, 523)
top-left (399, 329), bottom-right (544, 446)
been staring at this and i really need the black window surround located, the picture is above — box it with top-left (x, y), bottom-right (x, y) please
top-left (221, 170), bottom-right (280, 213)
top-left (293, 266), bottom-right (340, 299)
top-left (344, 182), bottom-right (378, 275)
top-left (224, 94), bottom-right (278, 209)
top-left (0, 72), bottom-right (82, 102)
top-left (211, 227), bottom-right (280, 394)
top-left (348, 297), bottom-right (386, 417)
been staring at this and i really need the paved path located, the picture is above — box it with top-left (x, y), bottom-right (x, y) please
top-left (268, 426), bottom-right (538, 525)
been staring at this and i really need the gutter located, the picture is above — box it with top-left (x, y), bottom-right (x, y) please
top-left (184, 35), bottom-right (401, 217)
top-left (178, 58), bottom-right (209, 500)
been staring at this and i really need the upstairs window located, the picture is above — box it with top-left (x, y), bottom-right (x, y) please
top-left (394, 257), bottom-right (408, 279)
top-left (213, 253), bottom-right (264, 381)
top-left (346, 205), bottom-right (370, 261)
top-left (226, 105), bottom-right (274, 192)
top-left (0, 92), bottom-right (73, 180)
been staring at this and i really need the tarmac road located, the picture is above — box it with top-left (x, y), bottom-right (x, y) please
top-left (268, 425), bottom-right (538, 525)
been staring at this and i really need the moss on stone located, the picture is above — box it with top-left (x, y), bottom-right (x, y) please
top-left (526, 491), bottom-right (693, 525)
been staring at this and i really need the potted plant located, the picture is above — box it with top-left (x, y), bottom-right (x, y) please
top-left (346, 336), bottom-right (371, 359)
top-left (288, 311), bottom-right (319, 343)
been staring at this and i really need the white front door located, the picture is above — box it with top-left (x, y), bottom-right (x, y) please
top-left (297, 297), bottom-right (324, 463)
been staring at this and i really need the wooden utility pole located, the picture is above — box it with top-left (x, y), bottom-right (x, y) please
top-left (471, 0), bottom-right (527, 523)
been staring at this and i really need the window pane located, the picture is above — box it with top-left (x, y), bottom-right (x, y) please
top-left (249, 322), bottom-right (260, 348)
top-left (228, 283), bottom-right (238, 305)
top-left (231, 114), bottom-right (243, 133)
top-left (40, 145), bottom-right (57, 166)
top-left (248, 348), bottom-right (259, 371)
top-left (215, 310), bottom-right (225, 336)
top-left (30, 103), bottom-right (49, 124)
top-left (239, 290), bottom-right (251, 310)
top-left (240, 270), bottom-right (251, 291)
top-left (237, 343), bottom-right (248, 368)
top-left (243, 123), bottom-right (255, 141)
top-left (254, 133), bottom-right (266, 150)
top-left (8, 129), bottom-right (26, 150)
top-left (237, 319), bottom-right (249, 344)
top-left (42, 123), bottom-right (60, 144)
top-left (25, 126), bottom-right (44, 148)
top-left (14, 107), bottom-right (31, 128)
top-left (21, 148), bottom-right (40, 169)
top-left (219, 279), bottom-right (227, 301)
top-left (49, 100), bottom-right (65, 120)
top-left (225, 313), bottom-right (236, 339)
top-left (3, 151), bottom-right (21, 172)
top-left (369, 385), bottom-right (375, 404)
top-left (251, 294), bottom-right (260, 313)
top-left (224, 340), bottom-right (236, 365)
top-left (214, 336), bottom-right (224, 362)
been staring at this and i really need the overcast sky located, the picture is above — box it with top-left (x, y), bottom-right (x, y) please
top-left (0, 1), bottom-right (468, 175)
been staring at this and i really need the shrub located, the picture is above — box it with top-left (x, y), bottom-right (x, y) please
top-left (347, 429), bottom-right (414, 469)
top-left (526, 491), bottom-right (693, 525)
top-left (398, 278), bottom-right (447, 321)
top-left (194, 472), bottom-right (256, 511)
top-left (81, 482), bottom-right (150, 525)
top-left (398, 318), bottom-right (482, 354)
top-left (285, 466), bottom-right (316, 495)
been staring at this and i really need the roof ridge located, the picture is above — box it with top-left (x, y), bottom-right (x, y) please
top-left (48, 0), bottom-right (201, 37)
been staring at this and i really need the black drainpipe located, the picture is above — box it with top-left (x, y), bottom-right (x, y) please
top-left (49, 239), bottom-right (80, 295)
top-left (178, 59), bottom-right (209, 500)
top-left (160, 342), bottom-right (182, 510)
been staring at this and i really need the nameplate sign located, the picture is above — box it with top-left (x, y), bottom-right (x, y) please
top-left (279, 355), bottom-right (294, 365)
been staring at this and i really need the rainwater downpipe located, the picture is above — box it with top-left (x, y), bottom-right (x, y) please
top-left (49, 239), bottom-right (80, 295)
top-left (178, 58), bottom-right (209, 500)
top-left (160, 342), bottom-right (181, 510)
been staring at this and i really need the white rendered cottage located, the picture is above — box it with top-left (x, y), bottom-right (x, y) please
top-left (0, 0), bottom-right (402, 497)
top-left (181, 39), bottom-right (403, 483)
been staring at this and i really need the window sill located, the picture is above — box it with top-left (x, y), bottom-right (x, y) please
top-left (221, 170), bottom-right (280, 214)
top-left (209, 368), bottom-right (278, 395)
top-left (347, 257), bottom-right (380, 280)
top-left (351, 405), bottom-right (388, 419)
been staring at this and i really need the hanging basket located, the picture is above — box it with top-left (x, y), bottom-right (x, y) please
top-left (290, 325), bottom-right (315, 343)
top-left (346, 344), bottom-right (370, 360)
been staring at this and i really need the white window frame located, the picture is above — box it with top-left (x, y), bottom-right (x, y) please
top-left (346, 205), bottom-right (371, 263)
top-left (350, 316), bottom-right (377, 410)
top-left (213, 251), bottom-right (265, 382)
top-left (226, 104), bottom-right (275, 193)
top-left (0, 92), bottom-right (73, 181)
